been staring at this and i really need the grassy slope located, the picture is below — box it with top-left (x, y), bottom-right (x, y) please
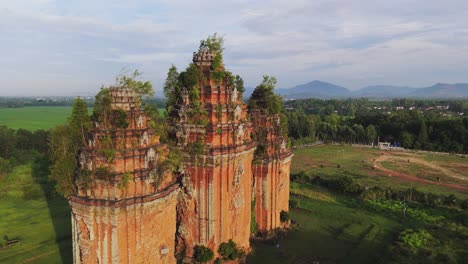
top-left (0, 165), bottom-right (71, 263)
top-left (249, 181), bottom-right (468, 264)
top-left (248, 183), bottom-right (400, 264)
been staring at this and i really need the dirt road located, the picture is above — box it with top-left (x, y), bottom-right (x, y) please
top-left (372, 153), bottom-right (468, 192)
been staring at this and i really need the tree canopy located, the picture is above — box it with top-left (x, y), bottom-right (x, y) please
top-left (49, 97), bottom-right (90, 197)
top-left (248, 75), bottom-right (283, 115)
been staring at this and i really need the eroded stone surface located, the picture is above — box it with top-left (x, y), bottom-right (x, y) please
top-left (70, 87), bottom-right (179, 264)
top-left (250, 112), bottom-right (293, 232)
top-left (70, 50), bottom-right (293, 264)
top-left (174, 49), bottom-right (256, 260)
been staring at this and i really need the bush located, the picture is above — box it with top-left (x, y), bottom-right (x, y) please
top-left (218, 239), bottom-right (241, 260)
top-left (112, 109), bottom-right (129, 128)
top-left (193, 245), bottom-right (214, 263)
top-left (443, 194), bottom-right (457, 206)
top-left (280, 210), bottom-right (290, 223)
top-left (460, 199), bottom-right (468, 210)
top-left (399, 229), bottom-right (432, 253)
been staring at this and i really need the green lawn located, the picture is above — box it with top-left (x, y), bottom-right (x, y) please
top-left (248, 183), bottom-right (400, 264)
top-left (0, 165), bottom-right (72, 263)
top-left (248, 181), bottom-right (468, 264)
top-left (0, 107), bottom-right (76, 131)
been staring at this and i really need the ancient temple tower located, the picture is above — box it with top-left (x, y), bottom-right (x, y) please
top-left (250, 110), bottom-right (293, 232)
top-left (175, 47), bottom-right (256, 258)
top-left (69, 87), bottom-right (179, 264)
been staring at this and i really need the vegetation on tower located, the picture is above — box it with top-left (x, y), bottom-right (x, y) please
top-left (164, 33), bottom-right (245, 120)
top-left (249, 75), bottom-right (289, 159)
top-left (49, 97), bottom-right (90, 196)
top-left (49, 71), bottom-right (166, 197)
top-left (248, 75), bottom-right (283, 115)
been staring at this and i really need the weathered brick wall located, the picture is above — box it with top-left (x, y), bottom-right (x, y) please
top-left (175, 48), bottom-right (256, 260)
top-left (70, 187), bottom-right (178, 264)
top-left (250, 112), bottom-right (293, 232)
top-left (253, 156), bottom-right (292, 231)
top-left (70, 87), bottom-right (179, 264)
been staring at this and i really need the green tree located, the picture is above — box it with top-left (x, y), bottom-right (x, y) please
top-left (49, 125), bottom-right (76, 197)
top-left (400, 131), bottom-right (415, 148)
top-left (200, 33), bottom-right (224, 53)
top-left (178, 63), bottom-right (201, 101)
top-left (93, 87), bottom-right (112, 125)
top-left (163, 65), bottom-right (179, 112)
top-left (116, 70), bottom-right (154, 103)
top-left (49, 98), bottom-right (90, 197)
top-left (193, 245), bottom-right (214, 263)
top-left (234, 75), bottom-right (245, 94)
top-left (248, 75), bottom-right (282, 115)
top-left (366, 125), bottom-right (377, 144)
top-left (280, 210), bottom-right (290, 223)
top-left (416, 120), bottom-right (429, 149)
top-left (0, 126), bottom-right (16, 159)
top-left (218, 239), bottom-right (241, 260)
top-left (69, 97), bottom-right (91, 144)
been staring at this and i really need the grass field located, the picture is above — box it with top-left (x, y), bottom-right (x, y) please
top-left (248, 181), bottom-right (468, 263)
top-left (248, 183), bottom-right (400, 264)
top-left (0, 107), bottom-right (77, 131)
top-left (247, 144), bottom-right (468, 263)
top-left (0, 106), bottom-right (165, 131)
top-left (291, 145), bottom-right (468, 199)
top-left (0, 164), bottom-right (71, 263)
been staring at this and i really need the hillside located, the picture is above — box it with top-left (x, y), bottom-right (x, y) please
top-left (276, 80), bottom-right (351, 99)
top-left (409, 83), bottom-right (468, 98)
top-left (270, 81), bottom-right (468, 99)
top-left (353, 85), bottom-right (419, 98)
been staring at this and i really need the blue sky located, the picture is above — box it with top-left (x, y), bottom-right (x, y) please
top-left (1, 0), bottom-right (468, 96)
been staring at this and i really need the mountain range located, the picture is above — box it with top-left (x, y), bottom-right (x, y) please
top-left (244, 81), bottom-right (468, 99)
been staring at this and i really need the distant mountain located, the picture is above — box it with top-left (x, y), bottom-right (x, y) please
top-left (276, 80), bottom-right (351, 99)
top-left (353, 85), bottom-right (419, 98)
top-left (242, 81), bottom-right (468, 100)
top-left (409, 83), bottom-right (468, 98)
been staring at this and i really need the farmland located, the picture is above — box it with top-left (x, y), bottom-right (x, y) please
top-left (0, 107), bottom-right (77, 131)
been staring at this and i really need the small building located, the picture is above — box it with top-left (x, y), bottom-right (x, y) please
top-left (378, 142), bottom-right (391, 150)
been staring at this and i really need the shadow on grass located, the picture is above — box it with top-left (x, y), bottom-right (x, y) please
top-left (31, 155), bottom-right (72, 263)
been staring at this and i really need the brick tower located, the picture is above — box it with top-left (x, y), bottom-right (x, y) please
top-left (175, 47), bottom-right (256, 258)
top-left (251, 110), bottom-right (293, 232)
top-left (69, 87), bottom-right (179, 264)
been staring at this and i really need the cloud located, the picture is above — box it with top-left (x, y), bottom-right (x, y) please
top-left (0, 0), bottom-right (467, 95)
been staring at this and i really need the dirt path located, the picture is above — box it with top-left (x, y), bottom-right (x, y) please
top-left (372, 154), bottom-right (468, 192)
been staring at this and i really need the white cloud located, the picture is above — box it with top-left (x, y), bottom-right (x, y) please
top-left (0, 0), bottom-right (467, 95)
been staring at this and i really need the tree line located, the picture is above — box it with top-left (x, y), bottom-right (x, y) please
top-left (285, 98), bottom-right (468, 153)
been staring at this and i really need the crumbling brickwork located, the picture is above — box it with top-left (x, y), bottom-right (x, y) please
top-left (70, 88), bottom-right (179, 264)
top-left (70, 46), bottom-right (292, 264)
top-left (250, 112), bottom-right (293, 232)
top-left (175, 48), bottom-right (256, 259)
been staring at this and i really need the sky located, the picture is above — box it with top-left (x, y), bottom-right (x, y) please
top-left (1, 0), bottom-right (468, 96)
